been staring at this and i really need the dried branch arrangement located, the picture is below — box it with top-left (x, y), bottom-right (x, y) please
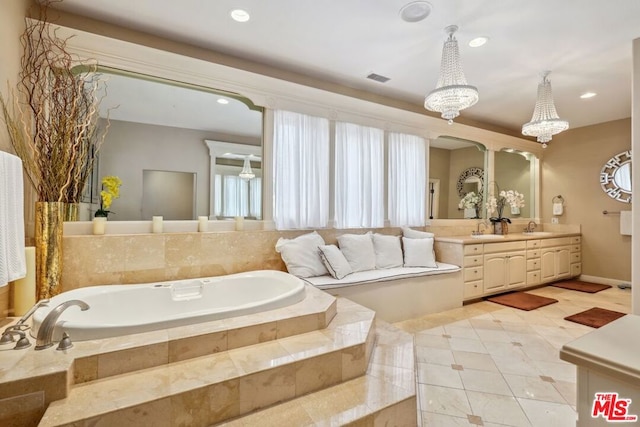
top-left (0, 0), bottom-right (108, 203)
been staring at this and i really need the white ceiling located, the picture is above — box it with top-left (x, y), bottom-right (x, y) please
top-left (53, 0), bottom-right (640, 135)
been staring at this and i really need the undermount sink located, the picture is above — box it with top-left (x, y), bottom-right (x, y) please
top-left (470, 234), bottom-right (506, 239)
top-left (522, 231), bottom-right (554, 236)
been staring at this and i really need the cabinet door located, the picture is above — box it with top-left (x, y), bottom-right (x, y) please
top-left (556, 246), bottom-right (571, 279)
top-left (507, 251), bottom-right (527, 288)
top-left (540, 248), bottom-right (557, 283)
top-left (484, 253), bottom-right (507, 292)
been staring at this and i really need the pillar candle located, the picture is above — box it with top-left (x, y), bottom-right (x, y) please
top-left (92, 217), bottom-right (107, 235)
top-left (198, 216), bottom-right (208, 232)
top-left (234, 216), bottom-right (244, 231)
top-left (13, 247), bottom-right (36, 316)
top-left (152, 216), bottom-right (163, 233)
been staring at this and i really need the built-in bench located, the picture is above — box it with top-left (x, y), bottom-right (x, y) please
top-left (304, 262), bottom-right (462, 323)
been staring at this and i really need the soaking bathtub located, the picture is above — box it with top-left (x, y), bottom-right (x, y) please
top-left (30, 270), bottom-right (306, 341)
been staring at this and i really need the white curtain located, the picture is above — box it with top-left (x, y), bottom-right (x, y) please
top-left (273, 110), bottom-right (330, 229)
top-left (222, 175), bottom-right (249, 217)
top-left (388, 132), bottom-right (426, 226)
top-left (249, 177), bottom-right (262, 219)
top-left (334, 122), bottom-right (384, 228)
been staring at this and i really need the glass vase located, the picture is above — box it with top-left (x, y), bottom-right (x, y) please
top-left (493, 219), bottom-right (509, 235)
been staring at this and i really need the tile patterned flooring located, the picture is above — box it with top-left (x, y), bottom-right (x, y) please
top-left (394, 285), bottom-right (632, 427)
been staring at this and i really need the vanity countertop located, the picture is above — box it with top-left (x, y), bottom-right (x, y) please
top-left (560, 314), bottom-right (640, 384)
top-left (435, 231), bottom-right (581, 244)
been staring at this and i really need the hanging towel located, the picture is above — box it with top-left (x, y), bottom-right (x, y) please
top-left (0, 151), bottom-right (26, 287)
top-left (552, 202), bottom-right (563, 216)
top-left (620, 210), bottom-right (632, 236)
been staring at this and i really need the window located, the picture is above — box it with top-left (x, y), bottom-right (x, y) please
top-left (273, 110), bottom-right (330, 229)
top-left (388, 132), bottom-right (426, 226)
top-left (334, 122), bottom-right (384, 228)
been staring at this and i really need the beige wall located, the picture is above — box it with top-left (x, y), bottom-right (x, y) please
top-left (541, 118), bottom-right (631, 282)
top-left (0, 0), bottom-right (30, 319)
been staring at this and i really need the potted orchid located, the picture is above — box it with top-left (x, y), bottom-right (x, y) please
top-left (486, 189), bottom-right (525, 235)
top-left (458, 191), bottom-right (482, 219)
top-left (95, 176), bottom-right (122, 218)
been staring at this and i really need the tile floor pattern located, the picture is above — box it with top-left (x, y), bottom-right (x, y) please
top-left (394, 285), bottom-right (633, 427)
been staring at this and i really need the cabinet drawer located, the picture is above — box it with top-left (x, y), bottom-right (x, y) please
top-left (483, 241), bottom-right (526, 254)
top-left (540, 237), bottom-right (572, 248)
top-left (464, 266), bottom-right (483, 282)
top-left (527, 249), bottom-right (540, 259)
top-left (570, 244), bottom-right (581, 253)
top-left (464, 255), bottom-right (483, 267)
top-left (526, 240), bottom-right (541, 249)
top-left (570, 236), bottom-right (581, 244)
top-left (464, 280), bottom-right (483, 299)
top-left (464, 244), bottom-right (483, 255)
top-left (527, 270), bottom-right (541, 286)
top-left (571, 252), bottom-right (581, 263)
top-left (526, 258), bottom-right (540, 271)
top-left (571, 263), bottom-right (582, 277)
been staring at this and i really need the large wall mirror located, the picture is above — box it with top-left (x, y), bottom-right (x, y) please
top-left (81, 68), bottom-right (263, 221)
top-left (429, 137), bottom-right (487, 219)
top-left (494, 149), bottom-right (535, 218)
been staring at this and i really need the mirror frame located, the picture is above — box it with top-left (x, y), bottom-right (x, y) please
top-left (457, 167), bottom-right (484, 198)
top-left (600, 150), bottom-right (632, 203)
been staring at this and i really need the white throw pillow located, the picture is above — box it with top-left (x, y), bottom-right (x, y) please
top-left (402, 237), bottom-right (438, 268)
top-left (318, 245), bottom-right (353, 279)
top-left (402, 227), bottom-right (435, 239)
top-left (372, 233), bottom-right (403, 269)
top-left (337, 232), bottom-right (376, 272)
top-left (275, 231), bottom-right (328, 278)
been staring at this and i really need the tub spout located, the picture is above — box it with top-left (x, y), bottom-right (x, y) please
top-left (35, 300), bottom-right (90, 350)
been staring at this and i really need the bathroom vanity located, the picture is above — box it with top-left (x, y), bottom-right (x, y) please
top-left (560, 315), bottom-right (640, 426)
top-left (435, 233), bottom-right (582, 300)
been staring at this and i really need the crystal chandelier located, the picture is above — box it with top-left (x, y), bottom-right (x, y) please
top-left (239, 156), bottom-right (255, 180)
top-left (521, 71), bottom-right (569, 148)
top-left (424, 25), bottom-right (479, 124)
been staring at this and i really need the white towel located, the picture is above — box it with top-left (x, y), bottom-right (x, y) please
top-left (620, 210), bottom-right (632, 236)
top-left (0, 151), bottom-right (26, 287)
top-left (552, 202), bottom-right (563, 215)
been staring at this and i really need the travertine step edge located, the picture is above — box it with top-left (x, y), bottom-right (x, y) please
top-left (217, 319), bottom-right (417, 426)
top-left (0, 284), bottom-right (336, 409)
top-left (38, 298), bottom-right (376, 427)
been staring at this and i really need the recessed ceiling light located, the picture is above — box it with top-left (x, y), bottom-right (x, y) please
top-left (230, 9), bottom-right (250, 22)
top-left (580, 92), bottom-right (597, 99)
top-left (468, 37), bottom-right (488, 48)
top-left (217, 98), bottom-right (230, 104)
top-left (399, 1), bottom-right (432, 23)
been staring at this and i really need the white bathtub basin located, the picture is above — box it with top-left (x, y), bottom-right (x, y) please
top-left (470, 234), bottom-right (505, 239)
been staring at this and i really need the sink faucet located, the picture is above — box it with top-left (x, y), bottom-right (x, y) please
top-left (35, 300), bottom-right (89, 350)
top-left (525, 221), bottom-right (537, 233)
top-left (473, 221), bottom-right (487, 235)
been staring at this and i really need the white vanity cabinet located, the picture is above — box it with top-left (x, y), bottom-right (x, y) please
top-left (482, 241), bottom-right (527, 294)
top-left (540, 237), bottom-right (573, 283)
top-left (526, 240), bottom-right (542, 286)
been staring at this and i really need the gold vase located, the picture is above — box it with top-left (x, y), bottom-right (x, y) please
top-left (63, 203), bottom-right (79, 221)
top-left (35, 202), bottom-right (65, 300)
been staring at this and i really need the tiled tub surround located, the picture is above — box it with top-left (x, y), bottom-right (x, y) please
top-left (58, 222), bottom-right (577, 293)
top-left (0, 289), bottom-right (417, 426)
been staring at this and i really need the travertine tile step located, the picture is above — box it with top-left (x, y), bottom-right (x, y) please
top-left (38, 299), bottom-right (376, 427)
top-left (217, 320), bottom-right (417, 426)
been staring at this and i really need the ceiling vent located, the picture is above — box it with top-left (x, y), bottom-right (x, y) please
top-left (367, 73), bottom-right (390, 83)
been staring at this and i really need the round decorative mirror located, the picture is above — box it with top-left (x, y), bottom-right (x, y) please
top-left (457, 167), bottom-right (484, 198)
top-left (600, 150), bottom-right (632, 203)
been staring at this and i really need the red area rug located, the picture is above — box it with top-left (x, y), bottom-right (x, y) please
top-left (486, 292), bottom-right (558, 311)
top-left (551, 280), bottom-right (612, 293)
top-left (564, 307), bottom-right (627, 328)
